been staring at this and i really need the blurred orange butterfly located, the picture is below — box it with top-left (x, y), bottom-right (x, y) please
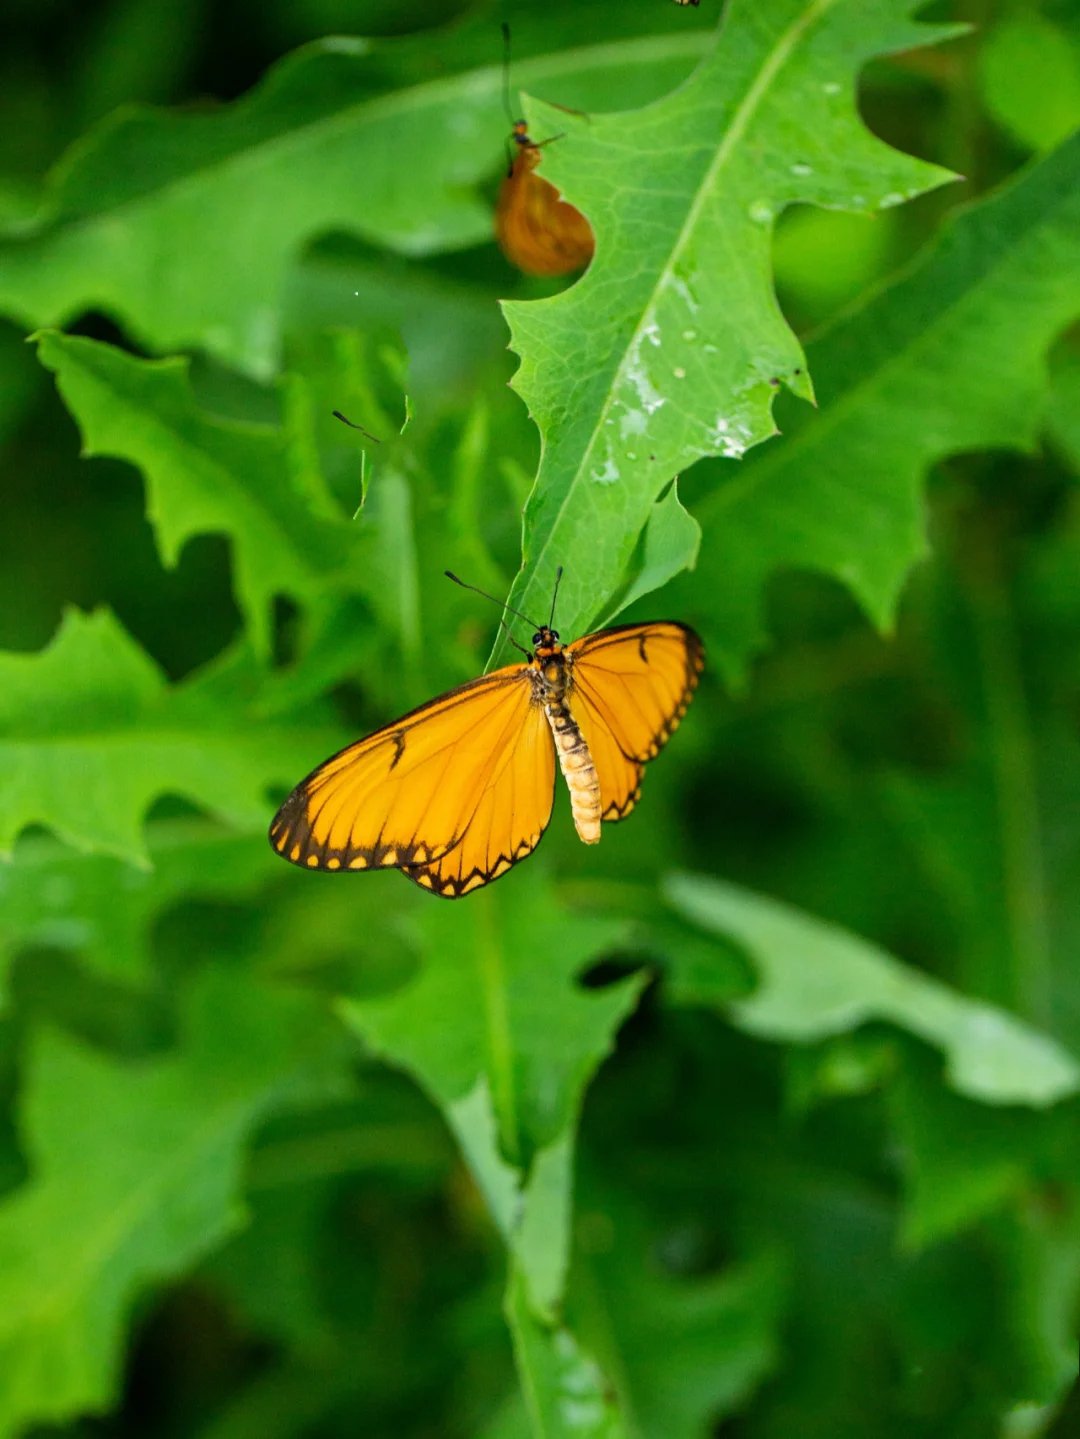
top-left (495, 119), bottom-right (595, 277)
top-left (493, 25), bottom-right (594, 277)
top-left (269, 575), bottom-right (704, 898)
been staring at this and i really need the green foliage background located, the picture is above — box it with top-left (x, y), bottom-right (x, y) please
top-left (2, 0), bottom-right (1080, 1433)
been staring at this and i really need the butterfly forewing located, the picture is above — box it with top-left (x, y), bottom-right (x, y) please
top-left (269, 663), bottom-right (548, 874)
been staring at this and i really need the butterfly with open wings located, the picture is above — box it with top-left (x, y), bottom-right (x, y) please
top-left (269, 575), bottom-right (704, 898)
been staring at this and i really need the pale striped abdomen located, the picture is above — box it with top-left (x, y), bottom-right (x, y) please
top-left (544, 700), bottom-right (602, 844)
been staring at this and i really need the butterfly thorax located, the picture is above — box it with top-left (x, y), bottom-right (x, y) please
top-left (529, 628), bottom-right (571, 701)
top-left (528, 631), bottom-right (601, 845)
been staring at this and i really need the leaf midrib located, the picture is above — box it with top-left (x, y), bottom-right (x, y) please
top-left (507, 0), bottom-right (837, 657)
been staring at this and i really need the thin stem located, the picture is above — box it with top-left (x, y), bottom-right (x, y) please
top-left (969, 569), bottom-right (1052, 1026)
top-left (475, 891), bottom-right (522, 1164)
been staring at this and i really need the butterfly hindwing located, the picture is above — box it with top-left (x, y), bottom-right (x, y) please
top-left (568, 622), bottom-right (705, 822)
top-left (402, 695), bottom-right (556, 896)
top-left (269, 663), bottom-right (554, 881)
top-left (495, 143), bottom-right (594, 278)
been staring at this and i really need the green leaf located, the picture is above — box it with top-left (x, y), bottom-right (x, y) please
top-left (0, 822), bottom-right (279, 994)
top-left (339, 877), bottom-right (644, 1312)
top-left (0, 608), bottom-right (343, 864)
top-left (35, 330), bottom-right (366, 659)
top-left (998, 1200), bottom-right (1080, 1406)
top-left (0, 322), bottom-right (42, 451)
top-left (210, 1081), bottom-right (456, 1358)
top-left (772, 204), bottom-right (893, 322)
top-left (188, 1361), bottom-right (354, 1439)
top-left (0, 967), bottom-right (340, 1437)
top-left (490, 0), bottom-right (958, 663)
top-left (888, 1056), bottom-right (1041, 1248)
top-left (593, 480), bottom-right (700, 628)
top-left (683, 132), bottom-right (1080, 683)
top-left (0, 33), bottom-right (705, 378)
top-left (664, 873), bottom-right (1080, 1107)
top-left (879, 510), bottom-right (1080, 1041)
top-left (568, 1189), bottom-right (784, 1438)
top-left (1048, 344), bottom-right (1080, 474)
top-left (504, 1261), bottom-right (625, 1439)
top-left (978, 15), bottom-right (1080, 154)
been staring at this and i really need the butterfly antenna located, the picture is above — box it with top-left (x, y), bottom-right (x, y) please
top-left (333, 410), bottom-right (381, 443)
top-left (549, 566), bottom-right (564, 627)
top-left (500, 23), bottom-right (518, 130)
top-left (500, 22), bottom-right (521, 175)
top-left (445, 571), bottom-right (533, 658)
top-left (445, 571), bottom-right (543, 630)
top-left (501, 625), bottom-right (532, 660)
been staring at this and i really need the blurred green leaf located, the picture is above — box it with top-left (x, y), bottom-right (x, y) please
top-left (0, 321), bottom-right (42, 450)
top-left (0, 30), bottom-right (705, 377)
top-left (0, 966), bottom-right (341, 1437)
top-left (0, 608), bottom-right (343, 863)
top-left (979, 15), bottom-right (1080, 153)
top-left (664, 873), bottom-right (1080, 1107)
top-left (491, 0), bottom-right (958, 662)
top-left (286, 243), bottom-right (509, 405)
top-left (208, 1085), bottom-right (460, 1368)
top-left (0, 823), bottom-right (278, 993)
top-left (74, 0), bottom-right (207, 128)
top-left (36, 331), bottom-right (371, 659)
top-left (881, 488), bottom-right (1080, 1042)
top-left (772, 204), bottom-right (896, 326)
top-left (340, 877), bottom-right (643, 1312)
top-left (888, 1055), bottom-right (1046, 1248)
top-left (1048, 343), bottom-right (1080, 475)
top-left (681, 132), bottom-right (1080, 682)
top-left (192, 1361), bottom-right (356, 1439)
top-left (998, 1199), bottom-right (1080, 1406)
top-left (504, 1261), bottom-right (625, 1439)
top-left (568, 1180), bottom-right (785, 1439)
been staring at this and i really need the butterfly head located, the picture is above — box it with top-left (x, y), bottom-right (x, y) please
top-left (531, 626), bottom-right (561, 656)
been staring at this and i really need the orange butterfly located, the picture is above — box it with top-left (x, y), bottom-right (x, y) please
top-left (495, 119), bottom-right (595, 277)
top-left (493, 25), bottom-right (594, 278)
top-left (269, 577), bottom-right (704, 898)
